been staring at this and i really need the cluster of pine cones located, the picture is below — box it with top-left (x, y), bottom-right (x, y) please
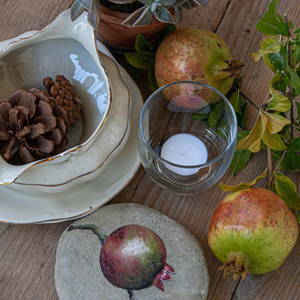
top-left (0, 75), bottom-right (82, 164)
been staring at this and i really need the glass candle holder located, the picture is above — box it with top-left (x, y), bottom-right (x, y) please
top-left (138, 81), bottom-right (237, 194)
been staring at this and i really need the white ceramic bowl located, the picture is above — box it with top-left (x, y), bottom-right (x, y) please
top-left (0, 9), bottom-right (128, 191)
top-left (12, 50), bottom-right (130, 192)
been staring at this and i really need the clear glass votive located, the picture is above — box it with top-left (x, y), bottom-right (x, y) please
top-left (138, 81), bottom-right (237, 194)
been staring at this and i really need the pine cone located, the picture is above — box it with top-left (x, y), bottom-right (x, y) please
top-left (0, 89), bottom-right (69, 164)
top-left (43, 75), bottom-right (82, 127)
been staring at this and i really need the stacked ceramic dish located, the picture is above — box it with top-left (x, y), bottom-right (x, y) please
top-left (0, 10), bottom-right (143, 223)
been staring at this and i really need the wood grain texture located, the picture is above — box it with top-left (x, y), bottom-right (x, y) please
top-left (0, 0), bottom-right (299, 299)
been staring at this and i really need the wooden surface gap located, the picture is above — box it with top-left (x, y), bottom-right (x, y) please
top-left (213, 0), bottom-right (232, 33)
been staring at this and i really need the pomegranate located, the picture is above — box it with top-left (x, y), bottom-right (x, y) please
top-left (155, 28), bottom-right (244, 110)
top-left (68, 224), bottom-right (174, 299)
top-left (208, 188), bottom-right (298, 281)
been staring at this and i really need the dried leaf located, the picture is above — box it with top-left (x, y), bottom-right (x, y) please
top-left (220, 169), bottom-right (267, 192)
top-left (264, 111), bottom-right (291, 134)
top-left (273, 172), bottom-right (300, 209)
top-left (236, 110), bottom-right (267, 153)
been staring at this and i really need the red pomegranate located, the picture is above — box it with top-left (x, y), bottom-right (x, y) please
top-left (68, 224), bottom-right (175, 299)
top-left (208, 188), bottom-right (298, 281)
top-left (155, 28), bottom-right (244, 110)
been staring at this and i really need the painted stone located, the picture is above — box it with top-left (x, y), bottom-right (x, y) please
top-left (55, 203), bottom-right (209, 300)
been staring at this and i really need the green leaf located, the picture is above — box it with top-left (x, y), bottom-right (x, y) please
top-left (124, 63), bottom-right (145, 78)
top-left (229, 149), bottom-right (252, 176)
top-left (280, 151), bottom-right (300, 171)
top-left (220, 169), bottom-right (267, 192)
top-left (192, 113), bottom-right (210, 121)
top-left (287, 137), bottom-right (300, 152)
top-left (297, 213), bottom-right (300, 224)
top-left (296, 101), bottom-right (300, 119)
top-left (285, 44), bottom-right (300, 89)
top-left (152, 24), bottom-right (176, 52)
top-left (208, 101), bottom-right (224, 129)
top-left (236, 111), bottom-right (267, 153)
top-left (268, 45), bottom-right (285, 71)
top-left (229, 131), bottom-right (252, 176)
top-left (125, 51), bottom-right (156, 69)
top-left (237, 100), bottom-right (247, 130)
top-left (270, 72), bottom-right (287, 93)
top-left (135, 34), bottom-right (152, 52)
top-left (267, 0), bottom-right (283, 22)
top-left (256, 12), bottom-right (281, 35)
top-left (294, 26), bottom-right (300, 34)
top-left (147, 68), bottom-right (158, 92)
top-left (228, 91), bottom-right (241, 115)
top-left (262, 129), bottom-right (287, 151)
top-left (278, 22), bottom-right (289, 36)
top-left (273, 172), bottom-right (300, 209)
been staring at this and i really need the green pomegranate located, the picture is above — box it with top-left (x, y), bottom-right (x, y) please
top-left (155, 28), bottom-right (244, 110)
top-left (208, 188), bottom-right (299, 281)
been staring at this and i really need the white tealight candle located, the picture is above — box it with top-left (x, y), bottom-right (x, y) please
top-left (161, 133), bottom-right (208, 176)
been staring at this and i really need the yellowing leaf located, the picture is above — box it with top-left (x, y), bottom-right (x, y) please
top-left (264, 111), bottom-right (290, 134)
top-left (273, 172), bottom-right (300, 209)
top-left (267, 85), bottom-right (291, 112)
top-left (252, 52), bottom-right (262, 62)
top-left (262, 129), bottom-right (287, 151)
top-left (236, 110), bottom-right (267, 153)
top-left (220, 169), bottom-right (267, 192)
top-left (252, 39), bottom-right (281, 62)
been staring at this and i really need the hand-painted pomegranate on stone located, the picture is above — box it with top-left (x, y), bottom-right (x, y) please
top-left (208, 188), bottom-right (298, 281)
top-left (68, 224), bottom-right (175, 299)
top-left (155, 28), bottom-right (244, 110)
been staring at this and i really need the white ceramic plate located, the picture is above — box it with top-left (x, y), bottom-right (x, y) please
top-left (0, 41), bottom-right (143, 224)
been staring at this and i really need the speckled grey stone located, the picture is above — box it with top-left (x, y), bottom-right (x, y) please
top-left (55, 203), bottom-right (209, 300)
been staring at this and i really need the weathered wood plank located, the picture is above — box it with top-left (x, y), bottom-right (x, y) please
top-left (0, 0), bottom-right (299, 300)
top-left (0, 0), bottom-right (74, 41)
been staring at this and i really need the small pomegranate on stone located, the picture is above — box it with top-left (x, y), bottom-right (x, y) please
top-left (68, 224), bottom-right (175, 299)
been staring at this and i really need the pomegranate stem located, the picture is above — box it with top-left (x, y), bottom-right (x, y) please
top-left (128, 290), bottom-right (137, 300)
top-left (68, 224), bottom-right (107, 245)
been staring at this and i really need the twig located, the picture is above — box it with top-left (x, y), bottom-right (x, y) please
top-left (270, 149), bottom-right (287, 184)
top-left (266, 147), bottom-right (273, 189)
top-left (285, 14), bottom-right (295, 140)
top-left (233, 86), bottom-right (260, 111)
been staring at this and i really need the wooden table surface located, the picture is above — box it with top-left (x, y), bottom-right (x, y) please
top-left (0, 0), bottom-right (299, 299)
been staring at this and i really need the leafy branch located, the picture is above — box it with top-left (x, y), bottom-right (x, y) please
top-left (221, 0), bottom-right (300, 220)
